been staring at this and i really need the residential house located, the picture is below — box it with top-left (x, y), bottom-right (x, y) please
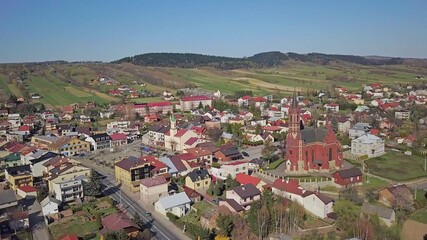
top-left (40, 196), bottom-right (60, 220)
top-left (9, 211), bottom-right (30, 231)
top-left (109, 133), bottom-right (128, 147)
top-left (302, 191), bottom-right (334, 219)
top-left (27, 151), bottom-right (59, 178)
top-left (379, 184), bottom-right (414, 208)
top-left (154, 192), bottom-right (192, 217)
top-left (140, 176), bottom-right (169, 205)
top-left (361, 202), bottom-right (396, 227)
top-left (2, 152), bottom-right (21, 167)
top-left (5, 165), bottom-right (33, 191)
top-left (211, 161), bottom-right (248, 180)
top-left (46, 162), bottom-right (91, 191)
top-left (52, 176), bottom-right (85, 203)
top-left (225, 184), bottom-right (261, 210)
top-left (351, 134), bottom-right (385, 158)
top-left (99, 213), bottom-right (140, 239)
top-left (147, 125), bottom-right (169, 147)
top-left (332, 168), bottom-right (363, 188)
top-left (395, 111), bottom-right (410, 120)
top-left (185, 169), bottom-right (211, 191)
top-left (184, 147), bottom-right (214, 166)
top-left (183, 186), bottom-right (202, 203)
top-left (180, 96), bottom-right (212, 111)
top-left (214, 144), bottom-right (243, 162)
top-left (85, 133), bottom-right (111, 151)
top-left (349, 123), bottom-right (372, 139)
top-left (0, 189), bottom-right (19, 216)
top-left (337, 117), bottom-right (351, 134)
top-left (235, 173), bottom-right (265, 191)
top-left (324, 103), bottom-right (339, 113)
top-left (272, 178), bottom-right (305, 205)
top-left (248, 158), bottom-right (265, 170)
top-left (114, 156), bottom-right (153, 193)
top-left (48, 137), bottom-right (91, 156)
top-left (200, 205), bottom-right (232, 230)
top-left (219, 199), bottom-right (245, 213)
top-left (16, 185), bottom-right (37, 199)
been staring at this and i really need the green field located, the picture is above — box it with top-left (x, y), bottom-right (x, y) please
top-left (0, 60), bottom-right (425, 108)
top-left (366, 152), bottom-right (427, 181)
top-left (410, 208), bottom-right (427, 224)
top-left (49, 216), bottom-right (100, 240)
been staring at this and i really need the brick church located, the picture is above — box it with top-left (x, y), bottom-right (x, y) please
top-left (285, 92), bottom-right (343, 173)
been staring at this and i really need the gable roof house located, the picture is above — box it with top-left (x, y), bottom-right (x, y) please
top-left (99, 213), bottom-right (140, 238)
top-left (235, 173), bottom-right (266, 191)
top-left (361, 202), bottom-right (396, 227)
top-left (272, 178), bottom-right (305, 205)
top-left (154, 192), bottom-right (192, 217)
top-left (378, 184), bottom-right (414, 208)
top-left (185, 169), bottom-right (211, 191)
top-left (302, 191), bottom-right (335, 219)
top-left (225, 184), bottom-right (261, 210)
top-left (332, 168), bottom-right (363, 188)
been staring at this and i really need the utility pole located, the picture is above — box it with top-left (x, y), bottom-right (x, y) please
top-left (424, 156), bottom-right (426, 171)
top-left (415, 186), bottom-right (418, 200)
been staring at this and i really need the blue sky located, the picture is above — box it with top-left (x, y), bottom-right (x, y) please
top-left (1, 1), bottom-right (426, 63)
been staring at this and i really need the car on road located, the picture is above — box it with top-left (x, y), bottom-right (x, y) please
top-left (242, 151), bottom-right (249, 157)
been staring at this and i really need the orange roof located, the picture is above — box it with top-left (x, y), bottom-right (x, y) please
top-left (60, 235), bottom-right (78, 240)
top-left (236, 173), bottom-right (261, 186)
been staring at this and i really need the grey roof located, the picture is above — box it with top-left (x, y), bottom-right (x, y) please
top-left (334, 168), bottom-right (363, 179)
top-left (40, 196), bottom-right (60, 207)
top-left (353, 134), bottom-right (383, 144)
top-left (187, 169), bottom-right (210, 182)
top-left (92, 133), bottom-right (111, 142)
top-left (231, 184), bottom-right (261, 199)
top-left (0, 189), bottom-right (17, 205)
top-left (301, 127), bottom-right (328, 143)
top-left (361, 202), bottom-right (395, 219)
top-left (159, 156), bottom-right (178, 174)
top-left (156, 192), bottom-right (191, 210)
top-left (351, 122), bottom-right (372, 131)
top-left (6, 164), bottom-right (32, 176)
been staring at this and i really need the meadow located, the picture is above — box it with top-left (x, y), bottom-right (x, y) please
top-left (0, 60), bottom-right (425, 108)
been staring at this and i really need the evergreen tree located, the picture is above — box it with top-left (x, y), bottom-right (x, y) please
top-left (84, 169), bottom-right (103, 197)
top-left (216, 214), bottom-right (234, 237)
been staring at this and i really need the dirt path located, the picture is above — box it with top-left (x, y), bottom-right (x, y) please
top-left (233, 77), bottom-right (304, 92)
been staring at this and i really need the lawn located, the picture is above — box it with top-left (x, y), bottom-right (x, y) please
top-left (410, 208), bottom-right (427, 224)
top-left (301, 213), bottom-right (330, 229)
top-left (0, 74), bottom-right (12, 97)
top-left (358, 176), bottom-right (389, 192)
top-left (49, 216), bottom-right (100, 240)
top-left (131, 96), bottom-right (164, 103)
top-left (265, 159), bottom-right (285, 170)
top-left (365, 152), bottom-right (427, 181)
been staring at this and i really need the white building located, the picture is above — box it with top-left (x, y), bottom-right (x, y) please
top-left (324, 103), bottom-right (339, 113)
top-left (164, 115), bottom-right (197, 152)
top-left (351, 134), bottom-right (385, 158)
top-left (302, 191), bottom-right (334, 219)
top-left (395, 111), bottom-right (410, 120)
top-left (52, 177), bottom-right (85, 203)
top-left (225, 184), bottom-right (261, 210)
top-left (180, 96), bottom-right (212, 112)
top-left (211, 161), bottom-right (249, 180)
top-left (41, 196), bottom-right (60, 217)
top-left (154, 192), bottom-right (192, 217)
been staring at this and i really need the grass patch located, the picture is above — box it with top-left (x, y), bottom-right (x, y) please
top-left (265, 159), bottom-right (285, 170)
top-left (410, 208), bottom-right (427, 224)
top-left (7, 84), bottom-right (24, 97)
top-left (0, 74), bottom-right (12, 97)
top-left (131, 96), bottom-right (164, 103)
top-left (345, 158), bottom-right (362, 167)
top-left (65, 86), bottom-right (93, 97)
top-left (49, 216), bottom-right (100, 240)
top-left (358, 176), bottom-right (389, 192)
top-left (320, 185), bottom-right (339, 192)
top-left (301, 214), bottom-right (330, 229)
top-left (366, 152), bottom-right (427, 181)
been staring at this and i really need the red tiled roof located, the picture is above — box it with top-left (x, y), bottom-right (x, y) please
top-left (191, 126), bottom-right (206, 135)
top-left (370, 129), bottom-right (380, 135)
top-left (326, 103), bottom-right (339, 107)
top-left (185, 137), bottom-right (199, 146)
top-left (109, 133), bottom-right (127, 141)
top-left (272, 178), bottom-right (304, 196)
top-left (18, 125), bottom-right (30, 131)
top-left (262, 126), bottom-right (281, 131)
top-left (236, 173), bottom-right (261, 186)
top-left (252, 96), bottom-right (266, 102)
top-left (177, 153), bottom-right (196, 161)
top-left (181, 95), bottom-right (210, 101)
top-left (140, 176), bottom-right (167, 187)
top-left (225, 161), bottom-right (246, 166)
top-left (241, 96), bottom-right (252, 100)
top-left (60, 235), bottom-right (78, 240)
top-left (17, 185), bottom-right (37, 193)
top-left (141, 156), bottom-right (167, 172)
top-left (115, 157), bottom-right (149, 171)
top-left (147, 101), bottom-right (172, 107)
top-left (174, 129), bottom-right (188, 138)
top-left (101, 213), bottom-right (139, 233)
top-left (183, 186), bottom-right (201, 199)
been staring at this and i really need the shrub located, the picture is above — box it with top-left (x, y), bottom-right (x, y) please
top-left (166, 212), bottom-right (179, 223)
top-left (82, 233), bottom-right (97, 240)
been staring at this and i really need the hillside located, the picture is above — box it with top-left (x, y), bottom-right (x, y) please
top-left (0, 51), bottom-right (426, 108)
top-left (113, 51), bottom-right (404, 69)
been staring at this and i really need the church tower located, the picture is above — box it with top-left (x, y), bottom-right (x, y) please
top-left (289, 90), bottom-right (301, 137)
top-left (170, 114), bottom-right (177, 137)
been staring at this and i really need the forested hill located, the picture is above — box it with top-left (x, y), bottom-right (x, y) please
top-left (113, 51), bottom-right (404, 69)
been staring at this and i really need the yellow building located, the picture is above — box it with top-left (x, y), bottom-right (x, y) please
top-left (5, 165), bottom-right (33, 191)
top-left (115, 157), bottom-right (153, 193)
top-left (185, 169), bottom-right (211, 191)
top-left (48, 136), bottom-right (91, 156)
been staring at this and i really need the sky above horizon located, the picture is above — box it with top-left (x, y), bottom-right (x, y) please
top-left (1, 1), bottom-right (427, 63)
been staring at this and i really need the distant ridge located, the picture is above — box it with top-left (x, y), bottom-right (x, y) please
top-left (112, 51), bottom-right (404, 69)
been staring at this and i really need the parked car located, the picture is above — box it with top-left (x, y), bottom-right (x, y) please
top-left (242, 151), bottom-right (249, 157)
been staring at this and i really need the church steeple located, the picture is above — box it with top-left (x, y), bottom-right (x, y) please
top-left (289, 89), bottom-right (301, 136)
top-left (170, 114), bottom-right (177, 136)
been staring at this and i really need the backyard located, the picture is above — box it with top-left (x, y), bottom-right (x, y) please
top-left (49, 197), bottom-right (117, 240)
top-left (365, 152), bottom-right (427, 181)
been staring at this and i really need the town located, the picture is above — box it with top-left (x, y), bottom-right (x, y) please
top-left (0, 77), bottom-right (426, 240)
